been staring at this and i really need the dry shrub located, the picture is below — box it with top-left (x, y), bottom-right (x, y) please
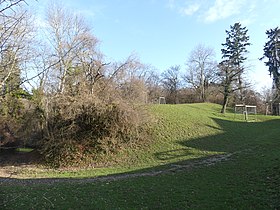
top-left (40, 93), bottom-right (150, 168)
top-left (0, 117), bottom-right (20, 148)
top-left (18, 106), bottom-right (44, 148)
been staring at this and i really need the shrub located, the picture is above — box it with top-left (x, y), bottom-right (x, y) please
top-left (39, 94), bottom-right (150, 168)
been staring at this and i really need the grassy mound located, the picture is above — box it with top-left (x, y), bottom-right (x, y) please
top-left (6, 103), bottom-right (279, 177)
top-left (2, 103), bottom-right (280, 209)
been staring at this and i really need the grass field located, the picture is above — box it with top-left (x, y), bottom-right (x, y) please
top-left (1, 103), bottom-right (280, 209)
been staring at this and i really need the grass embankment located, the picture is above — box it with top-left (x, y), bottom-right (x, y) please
top-left (1, 103), bottom-right (280, 209)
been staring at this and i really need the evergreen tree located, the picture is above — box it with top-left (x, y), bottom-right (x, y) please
top-left (220, 22), bottom-right (251, 113)
top-left (260, 27), bottom-right (280, 99)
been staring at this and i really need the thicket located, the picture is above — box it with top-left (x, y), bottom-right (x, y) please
top-left (38, 93), bottom-right (150, 168)
top-left (10, 74), bottom-right (151, 168)
top-left (20, 56), bottom-right (152, 167)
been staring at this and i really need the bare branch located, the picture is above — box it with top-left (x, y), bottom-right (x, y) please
top-left (0, 0), bottom-right (27, 14)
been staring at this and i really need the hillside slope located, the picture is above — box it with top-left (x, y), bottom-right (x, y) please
top-left (2, 103), bottom-right (280, 209)
top-left (1, 103), bottom-right (278, 178)
top-left (125, 103), bottom-right (275, 168)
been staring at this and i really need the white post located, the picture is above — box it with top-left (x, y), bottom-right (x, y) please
top-left (244, 110), bottom-right (248, 121)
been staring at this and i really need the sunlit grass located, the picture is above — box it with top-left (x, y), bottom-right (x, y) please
top-left (1, 103), bottom-right (280, 209)
top-left (10, 103), bottom-right (280, 179)
top-left (15, 148), bottom-right (34, 153)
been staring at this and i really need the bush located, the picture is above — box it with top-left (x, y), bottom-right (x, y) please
top-left (0, 117), bottom-right (20, 148)
top-left (39, 94), bottom-right (150, 168)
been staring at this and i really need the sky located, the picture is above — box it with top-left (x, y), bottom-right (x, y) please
top-left (28, 0), bottom-right (280, 92)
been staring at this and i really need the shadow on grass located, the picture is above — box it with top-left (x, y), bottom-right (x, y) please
top-left (1, 117), bottom-right (280, 210)
top-left (154, 148), bottom-right (199, 161)
top-left (179, 117), bottom-right (279, 153)
top-left (0, 149), bottom-right (41, 167)
top-left (1, 117), bottom-right (280, 183)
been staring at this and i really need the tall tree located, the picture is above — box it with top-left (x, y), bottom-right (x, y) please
top-left (0, 1), bottom-right (32, 95)
top-left (220, 22), bottom-right (251, 113)
top-left (218, 60), bottom-right (238, 114)
top-left (0, 1), bottom-right (35, 118)
top-left (44, 2), bottom-right (99, 94)
top-left (260, 27), bottom-right (280, 101)
top-left (184, 44), bottom-right (218, 102)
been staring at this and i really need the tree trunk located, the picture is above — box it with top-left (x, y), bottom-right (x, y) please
top-left (221, 85), bottom-right (230, 113)
top-left (200, 70), bottom-right (205, 102)
top-left (221, 94), bottom-right (229, 113)
top-left (238, 74), bottom-right (243, 103)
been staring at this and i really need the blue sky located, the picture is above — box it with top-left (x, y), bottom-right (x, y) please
top-left (29, 0), bottom-right (280, 91)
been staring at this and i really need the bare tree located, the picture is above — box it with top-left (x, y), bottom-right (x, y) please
top-left (145, 69), bottom-right (162, 103)
top-left (161, 65), bottom-right (181, 104)
top-left (0, 0), bottom-right (32, 95)
top-left (0, 0), bottom-right (26, 14)
top-left (101, 55), bottom-right (150, 103)
top-left (260, 86), bottom-right (273, 103)
top-left (184, 44), bottom-right (218, 102)
top-left (43, 2), bottom-right (99, 94)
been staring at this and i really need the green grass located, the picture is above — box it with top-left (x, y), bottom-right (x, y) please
top-left (1, 103), bottom-right (280, 209)
top-left (15, 148), bottom-right (34, 153)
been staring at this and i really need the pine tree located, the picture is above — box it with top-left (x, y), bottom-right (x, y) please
top-left (220, 22), bottom-right (251, 113)
top-left (261, 27), bottom-right (280, 97)
top-left (260, 27), bottom-right (280, 115)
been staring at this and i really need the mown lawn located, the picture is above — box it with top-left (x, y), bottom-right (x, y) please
top-left (1, 103), bottom-right (280, 209)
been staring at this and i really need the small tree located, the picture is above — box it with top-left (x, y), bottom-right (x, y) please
top-left (220, 22), bottom-right (251, 113)
top-left (184, 44), bottom-right (218, 102)
top-left (161, 65), bottom-right (181, 104)
top-left (108, 55), bottom-right (149, 103)
top-left (145, 70), bottom-right (162, 103)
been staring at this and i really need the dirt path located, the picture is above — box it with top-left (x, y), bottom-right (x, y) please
top-left (0, 153), bottom-right (232, 186)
